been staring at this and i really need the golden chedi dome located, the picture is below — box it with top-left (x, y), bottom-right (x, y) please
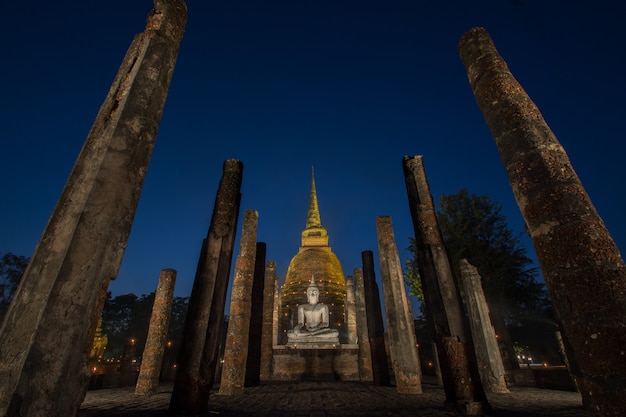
top-left (280, 169), bottom-right (347, 343)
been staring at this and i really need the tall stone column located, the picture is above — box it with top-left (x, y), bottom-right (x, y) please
top-left (458, 259), bottom-right (509, 394)
top-left (169, 159), bottom-right (243, 414)
top-left (219, 210), bottom-right (259, 395)
top-left (345, 276), bottom-right (359, 344)
top-left (459, 27), bottom-right (626, 415)
top-left (0, 3), bottom-right (186, 416)
top-left (272, 274), bottom-right (280, 347)
top-left (354, 267), bottom-right (374, 382)
top-left (260, 260), bottom-right (277, 381)
top-left (245, 242), bottom-right (267, 386)
top-left (376, 216), bottom-right (422, 394)
top-left (403, 155), bottom-right (487, 415)
top-left (136, 268), bottom-right (178, 395)
top-left (362, 250), bottom-right (390, 386)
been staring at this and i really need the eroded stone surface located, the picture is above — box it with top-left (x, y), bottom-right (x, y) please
top-left (458, 26), bottom-right (626, 415)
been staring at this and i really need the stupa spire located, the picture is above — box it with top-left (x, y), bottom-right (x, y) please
top-left (301, 166), bottom-right (328, 247)
top-left (306, 166), bottom-right (322, 229)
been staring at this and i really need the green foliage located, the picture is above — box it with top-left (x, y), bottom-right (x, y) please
top-left (405, 188), bottom-right (557, 364)
top-left (403, 238), bottom-right (423, 300)
top-left (101, 291), bottom-right (188, 359)
top-left (435, 188), bottom-right (549, 320)
top-left (0, 252), bottom-right (29, 320)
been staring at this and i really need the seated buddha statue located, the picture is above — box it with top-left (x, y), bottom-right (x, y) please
top-left (287, 276), bottom-right (339, 343)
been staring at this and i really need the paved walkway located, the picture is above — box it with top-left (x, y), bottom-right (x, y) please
top-left (78, 379), bottom-right (594, 417)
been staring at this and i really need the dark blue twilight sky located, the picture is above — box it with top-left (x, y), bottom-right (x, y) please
top-left (1, 1), bottom-right (624, 303)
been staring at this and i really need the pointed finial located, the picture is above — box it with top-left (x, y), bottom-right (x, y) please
top-left (306, 166), bottom-right (322, 228)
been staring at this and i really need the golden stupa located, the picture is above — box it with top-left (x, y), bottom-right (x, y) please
top-left (279, 168), bottom-right (348, 343)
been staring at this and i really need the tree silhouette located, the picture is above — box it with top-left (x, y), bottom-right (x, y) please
top-left (0, 252), bottom-right (29, 321)
top-left (405, 189), bottom-right (553, 371)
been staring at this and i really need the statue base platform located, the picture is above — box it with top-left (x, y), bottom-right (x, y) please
top-left (271, 344), bottom-right (360, 381)
top-left (285, 337), bottom-right (340, 347)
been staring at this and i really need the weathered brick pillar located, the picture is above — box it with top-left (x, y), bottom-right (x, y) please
top-left (376, 216), bottom-right (422, 394)
top-left (458, 259), bottom-right (509, 394)
top-left (136, 268), bottom-right (177, 395)
top-left (403, 155), bottom-right (486, 414)
top-left (260, 260), bottom-right (277, 381)
top-left (345, 276), bottom-right (359, 344)
top-left (219, 210), bottom-right (259, 395)
top-left (459, 26), bottom-right (626, 415)
top-left (169, 159), bottom-right (243, 414)
top-left (354, 267), bottom-right (374, 382)
top-left (0, 3), bottom-right (186, 416)
top-left (272, 274), bottom-right (280, 347)
top-left (245, 242), bottom-right (266, 386)
top-left (362, 250), bottom-right (390, 386)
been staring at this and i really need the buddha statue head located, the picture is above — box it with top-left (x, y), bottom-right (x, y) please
top-left (306, 276), bottom-right (320, 305)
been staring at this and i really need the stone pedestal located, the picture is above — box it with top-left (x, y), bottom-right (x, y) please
top-left (271, 345), bottom-right (360, 381)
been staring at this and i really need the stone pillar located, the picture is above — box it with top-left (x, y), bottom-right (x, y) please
top-left (136, 268), bottom-right (177, 395)
top-left (260, 260), bottom-right (277, 381)
top-left (219, 210), bottom-right (259, 395)
top-left (272, 274), bottom-right (280, 347)
top-left (403, 155), bottom-right (486, 415)
top-left (0, 3), bottom-right (186, 416)
top-left (245, 242), bottom-right (267, 386)
top-left (345, 276), bottom-right (359, 345)
top-left (376, 216), bottom-right (422, 394)
top-left (458, 259), bottom-right (509, 393)
top-left (362, 250), bottom-right (390, 386)
top-left (354, 267), bottom-right (374, 382)
top-left (458, 27), bottom-right (626, 415)
top-left (169, 159), bottom-right (243, 414)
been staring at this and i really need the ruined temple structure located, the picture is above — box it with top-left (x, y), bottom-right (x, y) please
top-left (89, 317), bottom-right (108, 364)
top-left (270, 169), bottom-right (361, 381)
